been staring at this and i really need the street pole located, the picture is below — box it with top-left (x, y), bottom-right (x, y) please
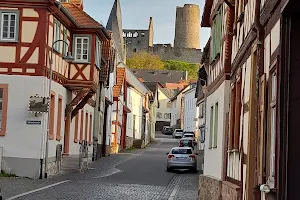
top-left (44, 40), bottom-right (73, 179)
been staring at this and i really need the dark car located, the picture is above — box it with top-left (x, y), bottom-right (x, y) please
top-left (179, 138), bottom-right (194, 150)
top-left (162, 126), bottom-right (173, 135)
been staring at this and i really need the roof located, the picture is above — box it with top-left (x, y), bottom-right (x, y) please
top-left (62, 3), bottom-right (102, 28)
top-left (201, 0), bottom-right (213, 27)
top-left (160, 87), bottom-right (179, 99)
top-left (106, 0), bottom-right (125, 62)
top-left (131, 69), bottom-right (187, 84)
top-left (113, 68), bottom-right (126, 97)
top-left (170, 84), bottom-right (191, 101)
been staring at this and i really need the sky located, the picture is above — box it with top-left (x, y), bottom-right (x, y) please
top-left (85, 0), bottom-right (210, 50)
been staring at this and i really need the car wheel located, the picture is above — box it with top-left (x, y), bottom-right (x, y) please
top-left (166, 167), bottom-right (172, 172)
top-left (191, 168), bottom-right (198, 173)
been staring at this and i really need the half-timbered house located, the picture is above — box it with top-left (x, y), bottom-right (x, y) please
top-left (199, 0), bottom-right (234, 199)
top-left (0, 0), bottom-right (110, 178)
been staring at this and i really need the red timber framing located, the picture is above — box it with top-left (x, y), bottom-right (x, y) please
top-left (0, 1), bottom-right (111, 154)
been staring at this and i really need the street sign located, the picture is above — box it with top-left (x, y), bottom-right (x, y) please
top-left (26, 120), bottom-right (42, 125)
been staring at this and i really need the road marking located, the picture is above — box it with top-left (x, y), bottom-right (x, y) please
top-left (168, 184), bottom-right (179, 200)
top-left (117, 152), bottom-right (140, 155)
top-left (6, 180), bottom-right (70, 200)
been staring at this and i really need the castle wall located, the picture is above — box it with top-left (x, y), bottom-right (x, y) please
top-left (123, 29), bottom-right (150, 57)
top-left (150, 46), bottom-right (202, 64)
top-left (174, 4), bottom-right (200, 49)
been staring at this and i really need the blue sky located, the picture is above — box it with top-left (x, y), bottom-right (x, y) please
top-left (85, 0), bottom-right (210, 49)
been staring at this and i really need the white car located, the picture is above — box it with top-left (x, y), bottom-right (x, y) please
top-left (173, 129), bottom-right (184, 138)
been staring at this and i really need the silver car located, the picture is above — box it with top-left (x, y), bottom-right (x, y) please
top-left (166, 147), bottom-right (198, 172)
top-left (173, 129), bottom-right (184, 138)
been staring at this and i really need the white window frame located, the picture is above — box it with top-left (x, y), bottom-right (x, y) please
top-left (0, 11), bottom-right (19, 42)
top-left (268, 71), bottom-right (277, 188)
top-left (95, 38), bottom-right (102, 68)
top-left (73, 35), bottom-right (90, 62)
top-left (53, 19), bottom-right (61, 52)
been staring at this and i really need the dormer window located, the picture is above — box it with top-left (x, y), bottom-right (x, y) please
top-left (0, 11), bottom-right (19, 42)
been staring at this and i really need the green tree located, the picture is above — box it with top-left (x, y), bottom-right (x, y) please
top-left (163, 60), bottom-right (199, 80)
top-left (126, 52), bottom-right (165, 70)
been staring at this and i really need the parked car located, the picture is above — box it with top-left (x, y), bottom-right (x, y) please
top-left (162, 126), bottom-right (173, 135)
top-left (179, 138), bottom-right (194, 150)
top-left (166, 147), bottom-right (198, 172)
top-left (172, 129), bottom-right (184, 138)
top-left (182, 132), bottom-right (197, 146)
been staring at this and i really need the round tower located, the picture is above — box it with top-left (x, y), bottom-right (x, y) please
top-left (174, 4), bottom-right (200, 49)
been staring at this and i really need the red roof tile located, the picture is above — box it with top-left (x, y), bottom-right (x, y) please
top-left (62, 3), bottom-right (102, 28)
top-left (113, 68), bottom-right (125, 97)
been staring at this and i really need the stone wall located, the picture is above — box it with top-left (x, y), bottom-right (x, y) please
top-left (125, 136), bottom-right (133, 149)
top-left (198, 175), bottom-right (222, 200)
top-left (221, 181), bottom-right (242, 200)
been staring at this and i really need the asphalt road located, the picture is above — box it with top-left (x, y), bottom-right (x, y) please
top-left (1, 132), bottom-right (200, 200)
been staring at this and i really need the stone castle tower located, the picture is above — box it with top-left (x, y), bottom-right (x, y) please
top-left (174, 4), bottom-right (200, 49)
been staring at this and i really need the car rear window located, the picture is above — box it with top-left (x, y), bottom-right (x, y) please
top-left (172, 148), bottom-right (192, 154)
top-left (181, 140), bottom-right (192, 145)
top-left (184, 134), bottom-right (194, 137)
top-left (175, 130), bottom-right (183, 132)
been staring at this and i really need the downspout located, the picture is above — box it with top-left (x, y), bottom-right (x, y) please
top-left (254, 0), bottom-right (264, 197)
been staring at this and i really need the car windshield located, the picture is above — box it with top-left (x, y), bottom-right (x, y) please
top-left (171, 148), bottom-right (192, 154)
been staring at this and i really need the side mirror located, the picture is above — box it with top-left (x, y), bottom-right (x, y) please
top-left (195, 152), bottom-right (199, 155)
top-left (166, 152), bottom-right (169, 155)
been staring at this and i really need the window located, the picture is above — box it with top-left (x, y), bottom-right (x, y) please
top-left (0, 11), bottom-right (19, 42)
top-left (74, 112), bottom-right (79, 143)
top-left (171, 148), bottom-right (192, 154)
top-left (209, 106), bottom-right (214, 148)
top-left (133, 32), bottom-right (138, 37)
top-left (56, 96), bottom-right (63, 141)
top-left (167, 102), bottom-right (171, 108)
top-left (80, 110), bottom-right (84, 142)
top-left (157, 112), bottom-right (162, 118)
top-left (164, 113), bottom-right (171, 119)
top-left (211, 7), bottom-right (222, 60)
top-left (0, 84), bottom-right (8, 136)
top-left (74, 36), bottom-right (90, 62)
top-left (85, 112), bottom-right (88, 141)
top-left (89, 114), bottom-right (92, 144)
top-left (213, 103), bottom-right (219, 147)
top-left (62, 28), bottom-right (67, 56)
top-left (49, 91), bottom-right (56, 140)
top-left (95, 38), bottom-right (102, 68)
top-left (269, 71), bottom-right (277, 188)
top-left (53, 20), bottom-right (61, 52)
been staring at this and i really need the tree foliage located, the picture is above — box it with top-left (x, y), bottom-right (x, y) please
top-left (163, 60), bottom-right (199, 80)
top-left (126, 52), bottom-right (165, 70)
top-left (126, 52), bottom-right (199, 80)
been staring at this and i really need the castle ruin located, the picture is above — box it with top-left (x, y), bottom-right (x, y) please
top-left (123, 4), bottom-right (202, 64)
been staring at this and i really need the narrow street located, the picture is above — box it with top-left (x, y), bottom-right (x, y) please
top-left (0, 132), bottom-right (200, 200)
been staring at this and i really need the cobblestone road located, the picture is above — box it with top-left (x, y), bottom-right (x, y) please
top-left (0, 132), bottom-right (200, 200)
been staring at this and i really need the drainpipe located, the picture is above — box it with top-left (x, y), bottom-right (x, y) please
top-left (254, 0), bottom-right (264, 197)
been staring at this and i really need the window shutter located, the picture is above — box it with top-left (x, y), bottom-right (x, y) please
top-left (257, 74), bottom-right (266, 184)
top-left (234, 77), bottom-right (242, 150)
top-left (229, 83), bottom-right (236, 150)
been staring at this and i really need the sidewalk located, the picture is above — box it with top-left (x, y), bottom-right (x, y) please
top-left (0, 142), bottom-right (158, 199)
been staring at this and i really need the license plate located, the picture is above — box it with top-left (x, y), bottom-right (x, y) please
top-left (177, 157), bottom-right (185, 160)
